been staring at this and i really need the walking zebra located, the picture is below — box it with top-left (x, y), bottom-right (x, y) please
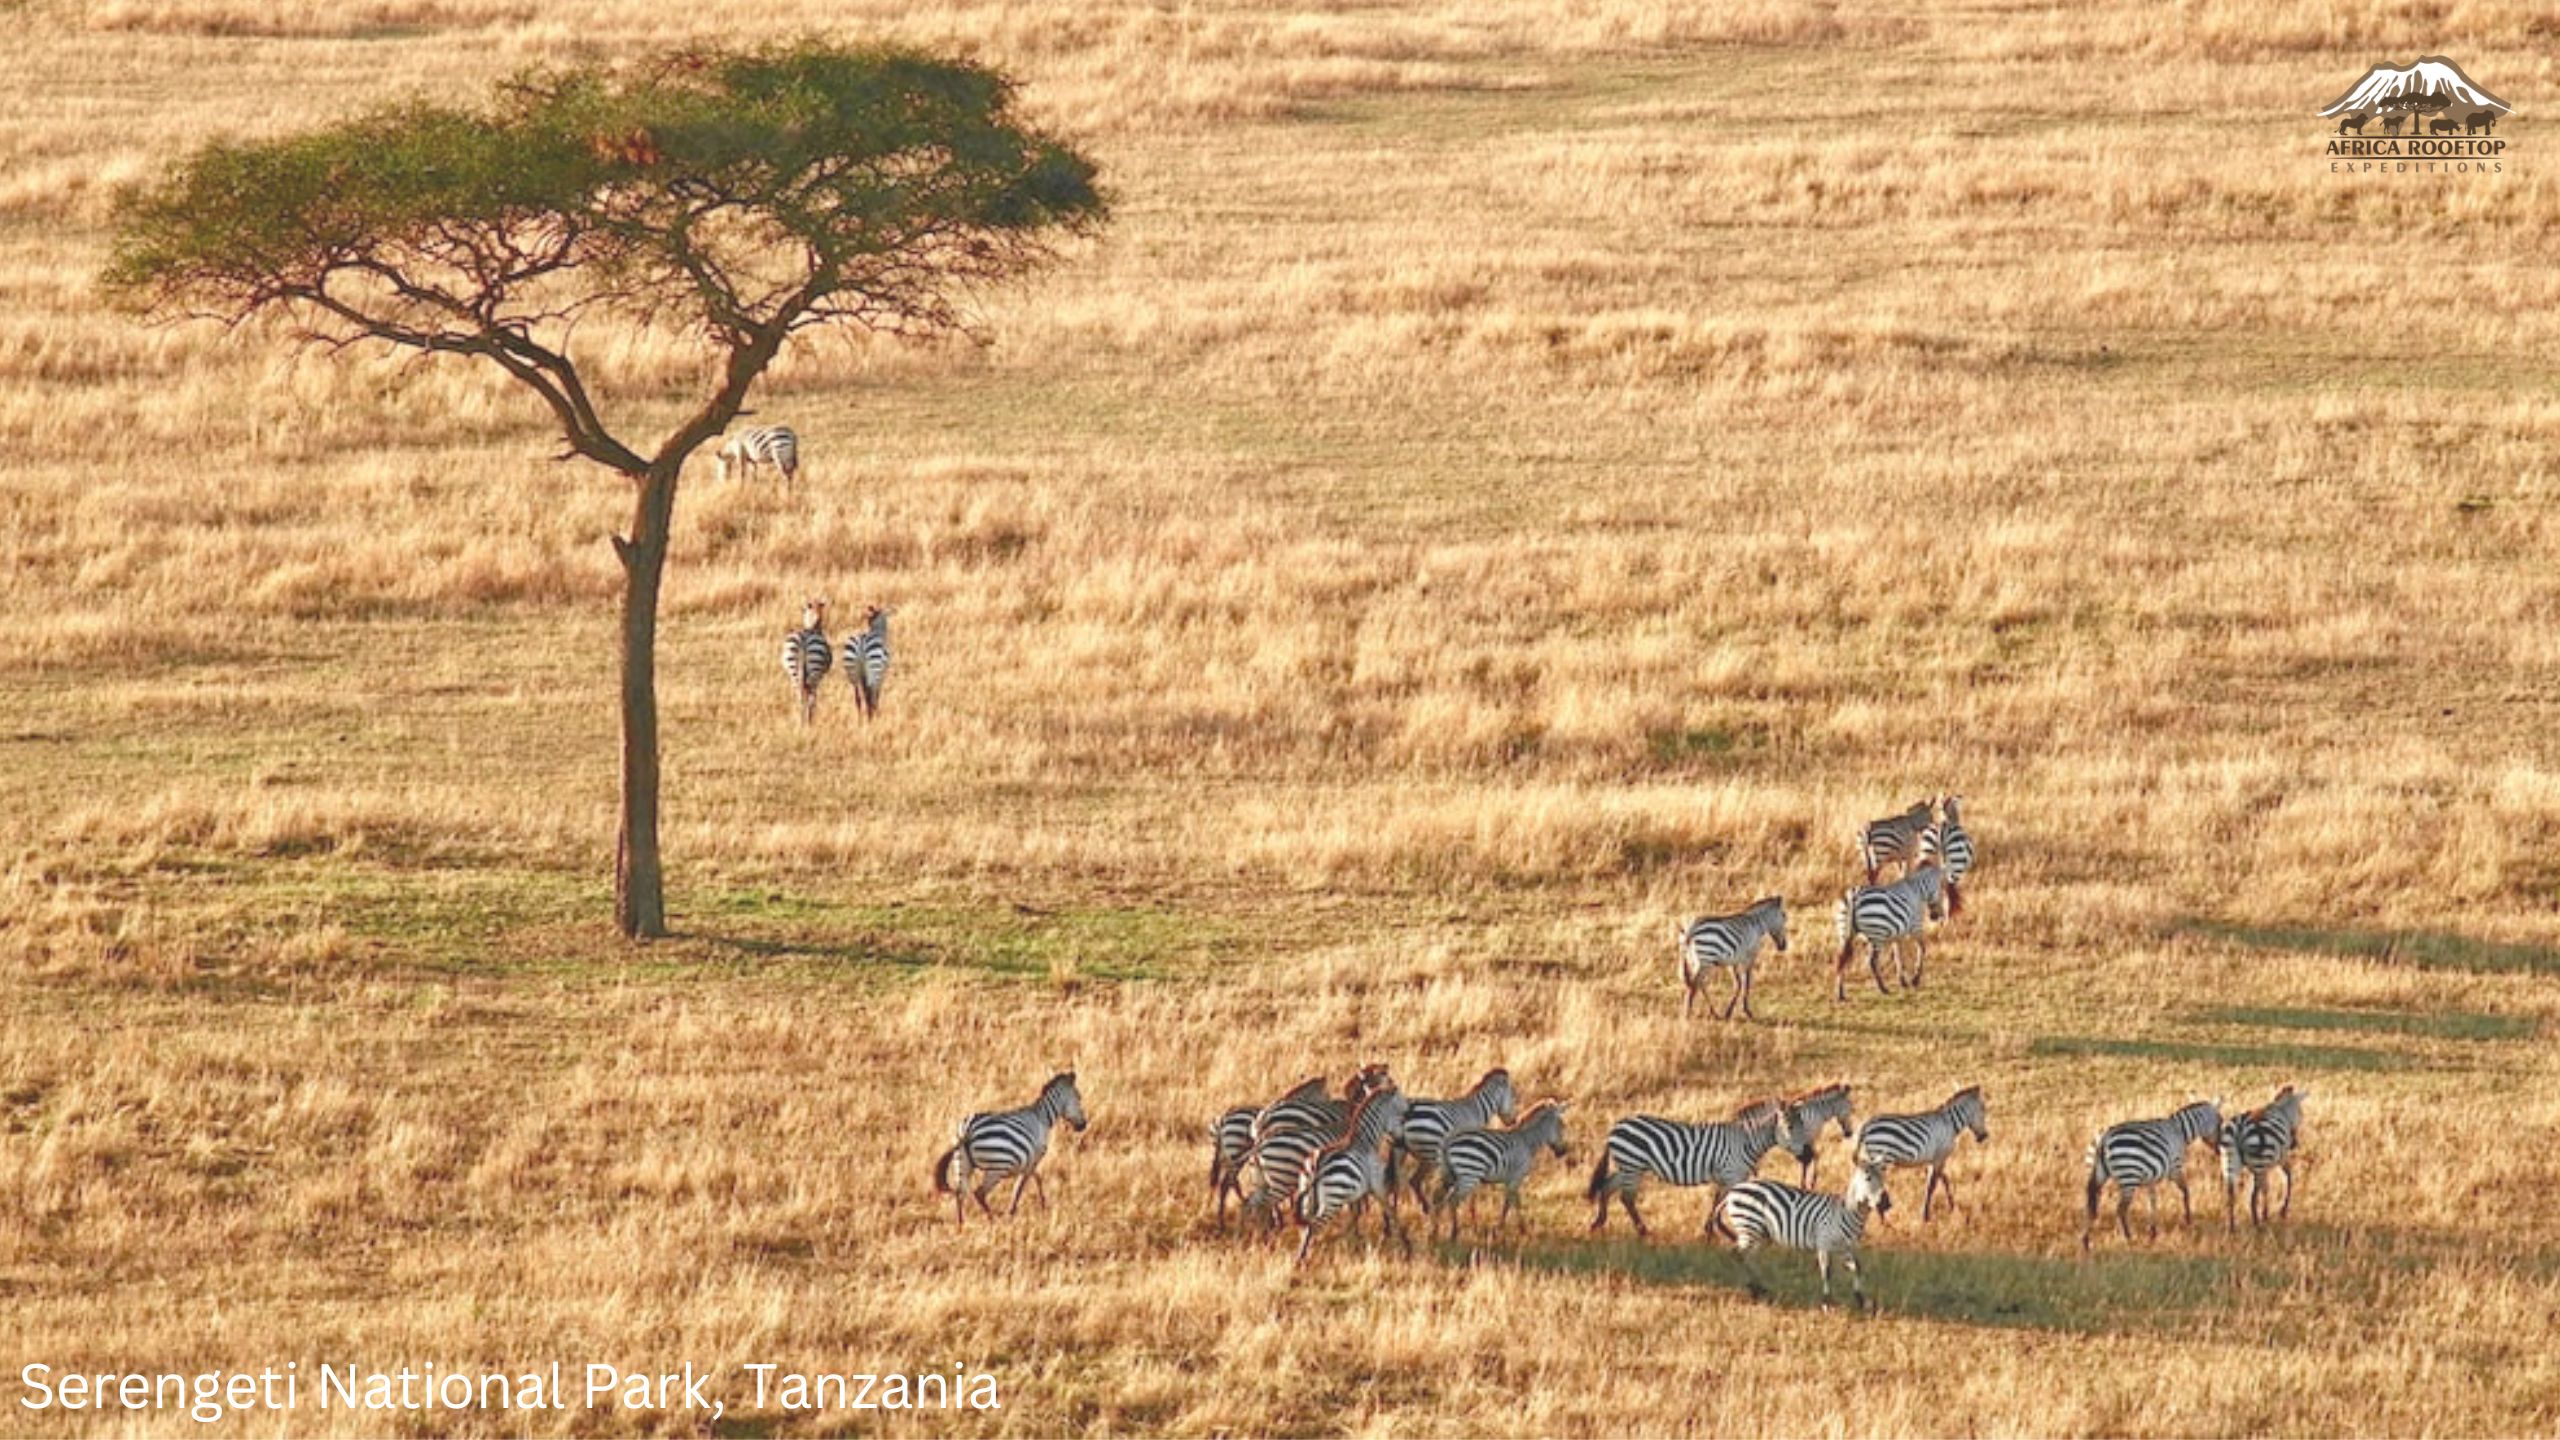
top-left (1918, 794), bottom-right (1974, 915)
top-left (931, 1071), bottom-right (1087, 1224)
top-left (843, 606), bottom-right (892, 720)
top-left (2221, 1085), bottom-right (2306, 1231)
top-left (1255, 1064), bottom-right (1392, 1145)
top-left (717, 424), bottom-right (801, 483)
top-left (1434, 1100), bottom-right (1570, 1241)
top-left (1676, 897), bottom-right (1789, 1020)
top-left (1293, 1090), bottom-right (1416, 1262)
top-left (1241, 1068), bottom-right (1396, 1226)
top-left (1587, 1102), bottom-right (1807, 1237)
top-left (1859, 798), bottom-right (1936, 882)
top-left (1833, 860), bottom-right (1947, 1000)
top-left (1853, 1085), bottom-right (1988, 1221)
top-left (2081, 1098), bottom-right (2223, 1249)
top-left (1776, 1083), bottom-right (1856, 1185)
top-left (1390, 1068), bottom-right (1518, 1207)
top-left (779, 597), bottom-right (833, 725)
top-left (1211, 1076), bottom-right (1327, 1224)
top-left (1716, 1163), bottom-right (1894, 1309)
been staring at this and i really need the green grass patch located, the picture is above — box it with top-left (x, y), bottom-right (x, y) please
top-left (2194, 1005), bottom-right (2537, 1042)
top-left (2177, 918), bottom-right (2560, 977)
top-left (2029, 1035), bottom-right (2417, 1072)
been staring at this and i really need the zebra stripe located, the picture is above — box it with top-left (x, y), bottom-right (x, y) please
top-left (1859, 798), bottom-right (1936, 882)
top-left (844, 606), bottom-right (892, 720)
top-left (1242, 1068), bottom-right (1394, 1224)
top-left (2081, 1098), bottom-right (2222, 1248)
top-left (1778, 1084), bottom-right (1855, 1186)
top-left (1918, 794), bottom-right (1974, 915)
top-left (780, 598), bottom-right (833, 725)
top-left (1676, 896), bottom-right (1789, 1020)
top-left (1390, 1068), bottom-right (1517, 1205)
top-left (1586, 1103), bottom-right (1802, 1237)
top-left (931, 1071), bottom-right (1087, 1223)
top-left (1293, 1090), bottom-right (1415, 1261)
top-left (2221, 1086), bottom-right (2306, 1231)
top-left (1255, 1064), bottom-right (1390, 1145)
top-left (717, 425), bottom-right (800, 482)
top-left (1435, 1100), bottom-right (1570, 1241)
top-left (1832, 861), bottom-right (1946, 1000)
top-left (1853, 1085), bottom-right (1988, 1221)
top-left (1716, 1164), bottom-right (1893, 1309)
top-left (1211, 1076), bottom-right (1326, 1224)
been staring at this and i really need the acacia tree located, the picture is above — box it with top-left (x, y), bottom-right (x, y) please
top-left (106, 44), bottom-right (1105, 938)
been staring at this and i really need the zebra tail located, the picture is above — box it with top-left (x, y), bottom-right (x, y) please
top-left (1586, 1151), bottom-right (1613, 1201)
top-left (932, 1145), bottom-right (962, 1195)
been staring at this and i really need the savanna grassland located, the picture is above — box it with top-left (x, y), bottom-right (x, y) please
top-left (7, 0), bottom-right (2560, 1433)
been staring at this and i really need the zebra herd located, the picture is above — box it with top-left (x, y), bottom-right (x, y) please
top-left (721, 423), bottom-right (900, 726)
top-left (932, 1065), bottom-right (2309, 1309)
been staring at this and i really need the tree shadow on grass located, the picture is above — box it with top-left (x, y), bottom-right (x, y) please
top-left (2174, 918), bottom-right (2560, 977)
top-left (1502, 1237), bottom-right (2239, 1333)
top-left (2192, 1005), bottom-right (2537, 1042)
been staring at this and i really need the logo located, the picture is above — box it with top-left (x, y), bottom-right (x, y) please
top-left (2321, 56), bottom-right (2510, 173)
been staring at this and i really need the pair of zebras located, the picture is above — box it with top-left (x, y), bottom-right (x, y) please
top-left (2084, 1085), bottom-right (2308, 1246)
top-left (1208, 1066), bottom-right (1571, 1258)
top-left (780, 598), bottom-right (892, 725)
top-left (1674, 794), bottom-right (1975, 1019)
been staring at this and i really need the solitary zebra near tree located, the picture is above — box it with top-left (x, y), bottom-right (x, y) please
top-left (1918, 794), bottom-right (1974, 915)
top-left (844, 606), bottom-right (892, 720)
top-left (1675, 897), bottom-right (1789, 1020)
top-left (1293, 1090), bottom-right (1416, 1262)
top-left (1853, 1085), bottom-right (1988, 1221)
top-left (779, 597), bottom-right (833, 725)
top-left (1434, 1099), bottom-right (1570, 1241)
top-left (2081, 1098), bottom-right (2222, 1249)
top-left (2221, 1085), bottom-right (2307, 1231)
top-left (1716, 1163), bottom-right (1894, 1309)
top-left (1833, 860), bottom-right (1948, 1000)
top-left (1390, 1068), bottom-right (1518, 1207)
top-left (932, 1071), bottom-right (1088, 1224)
top-left (1859, 798), bottom-right (1936, 882)
top-left (1587, 1102), bottom-right (1806, 1237)
top-left (717, 424), bottom-right (801, 483)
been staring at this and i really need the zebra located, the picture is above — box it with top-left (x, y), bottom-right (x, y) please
top-left (1858, 798), bottom-right (1936, 882)
top-left (2081, 1098), bottom-right (2223, 1249)
top-left (930, 1071), bottom-right (1087, 1224)
top-left (1587, 1101), bottom-right (1808, 1238)
top-left (1676, 897), bottom-right (1789, 1020)
top-left (717, 424), bottom-right (800, 483)
top-left (1832, 860), bottom-right (1947, 1000)
top-left (1716, 1163), bottom-right (1894, 1309)
top-left (2221, 1085), bottom-right (2307, 1231)
top-left (779, 597), bottom-right (833, 725)
top-left (1255, 1064), bottom-right (1391, 1145)
top-left (1293, 1089), bottom-right (1417, 1262)
top-left (1918, 794), bottom-right (1974, 916)
top-left (1852, 1085), bottom-right (1988, 1221)
top-left (1211, 1076), bottom-right (1327, 1224)
top-left (1434, 1100), bottom-right (1570, 1241)
top-left (843, 606), bottom-right (892, 720)
top-left (1390, 1068), bottom-right (1518, 1207)
top-left (1777, 1083), bottom-right (1855, 1186)
top-left (1241, 1068), bottom-right (1395, 1226)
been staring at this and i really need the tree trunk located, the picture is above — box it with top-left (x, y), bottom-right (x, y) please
top-left (613, 461), bottom-right (681, 939)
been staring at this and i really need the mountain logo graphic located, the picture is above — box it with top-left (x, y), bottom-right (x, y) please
top-left (2320, 56), bottom-right (2511, 138)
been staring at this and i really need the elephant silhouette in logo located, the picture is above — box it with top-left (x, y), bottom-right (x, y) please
top-left (2429, 117), bottom-right (2461, 135)
top-left (2337, 114), bottom-right (2368, 135)
top-left (2466, 110), bottom-right (2498, 135)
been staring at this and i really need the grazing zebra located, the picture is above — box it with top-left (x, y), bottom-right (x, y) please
top-left (1918, 794), bottom-right (1974, 915)
top-left (1832, 860), bottom-right (1947, 1000)
top-left (1587, 1102), bottom-right (1807, 1238)
top-left (1777, 1083), bottom-right (1855, 1186)
top-left (843, 606), bottom-right (892, 720)
top-left (2081, 1098), bottom-right (2223, 1249)
top-left (717, 424), bottom-right (800, 483)
top-left (1716, 1163), bottom-right (1894, 1309)
top-left (1676, 897), bottom-right (1789, 1020)
top-left (1853, 1085), bottom-right (1988, 1221)
top-left (2221, 1085), bottom-right (2307, 1231)
top-left (1391, 1068), bottom-right (1518, 1207)
top-left (1211, 1076), bottom-right (1327, 1224)
top-left (1293, 1090), bottom-right (1417, 1262)
top-left (1859, 798), bottom-right (1936, 882)
top-left (779, 597), bottom-right (833, 725)
top-left (931, 1071), bottom-right (1087, 1224)
top-left (1434, 1100), bottom-right (1570, 1241)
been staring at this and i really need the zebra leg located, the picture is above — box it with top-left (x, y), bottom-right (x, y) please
top-left (1623, 1193), bottom-right (1648, 1238)
top-left (1010, 1172), bottom-right (1033, 1214)
top-left (1868, 940), bottom-right (1893, 997)
top-left (1033, 1170), bottom-right (1052, 1210)
top-left (1736, 1242), bottom-right (1769, 1298)
top-left (1295, 1216), bottom-right (1320, 1264)
top-left (1684, 976), bottom-right (1698, 1017)
top-left (1909, 936), bottom-right (1926, 989)
top-left (974, 1178), bottom-right (1000, 1220)
top-left (1740, 965), bottom-right (1757, 1021)
top-left (1502, 1183), bottom-right (1523, 1236)
top-left (1816, 1250), bottom-right (1835, 1307)
top-left (2174, 1174), bottom-right (2193, 1228)
top-left (1844, 1251), bottom-right (1867, 1311)
top-left (2117, 1187), bottom-right (2136, 1242)
top-left (1834, 939), bottom-right (1856, 1001)
top-left (2081, 1173), bottom-right (2102, 1251)
top-left (2279, 1161), bottom-right (2295, 1220)
top-left (1922, 1162), bottom-right (1942, 1221)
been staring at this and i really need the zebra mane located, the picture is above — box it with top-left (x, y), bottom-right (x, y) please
top-left (1948, 1084), bottom-right (1983, 1103)
top-left (1471, 1067), bottom-right (1510, 1092)
top-left (1787, 1082), bottom-right (1848, 1105)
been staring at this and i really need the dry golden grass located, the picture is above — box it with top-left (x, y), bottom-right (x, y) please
top-left (6, 0), bottom-right (2560, 1433)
